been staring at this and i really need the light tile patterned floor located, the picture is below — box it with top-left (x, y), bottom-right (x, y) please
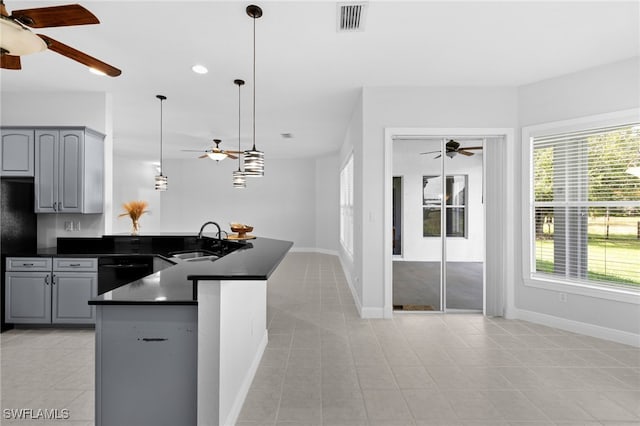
top-left (1, 252), bottom-right (639, 425)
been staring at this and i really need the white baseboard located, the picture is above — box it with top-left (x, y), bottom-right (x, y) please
top-left (514, 308), bottom-right (640, 348)
top-left (223, 330), bottom-right (268, 426)
top-left (360, 307), bottom-right (385, 319)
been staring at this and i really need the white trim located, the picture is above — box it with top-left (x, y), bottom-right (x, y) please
top-left (514, 307), bottom-right (640, 348)
top-left (338, 252), bottom-right (363, 317)
top-left (384, 127), bottom-right (516, 318)
top-left (525, 275), bottom-right (640, 304)
top-left (360, 306), bottom-right (386, 319)
top-left (223, 330), bottom-right (268, 426)
top-left (521, 108), bottom-right (640, 302)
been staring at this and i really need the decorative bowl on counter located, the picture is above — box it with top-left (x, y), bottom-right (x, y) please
top-left (229, 223), bottom-right (254, 240)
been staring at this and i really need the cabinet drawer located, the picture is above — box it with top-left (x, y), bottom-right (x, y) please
top-left (53, 258), bottom-right (97, 272)
top-left (6, 257), bottom-right (52, 272)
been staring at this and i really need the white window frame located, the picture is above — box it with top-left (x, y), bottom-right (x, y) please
top-left (340, 153), bottom-right (354, 257)
top-left (521, 108), bottom-right (640, 304)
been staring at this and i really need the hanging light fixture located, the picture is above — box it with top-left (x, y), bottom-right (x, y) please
top-left (243, 4), bottom-right (264, 177)
top-left (233, 79), bottom-right (247, 189)
top-left (155, 94), bottom-right (168, 191)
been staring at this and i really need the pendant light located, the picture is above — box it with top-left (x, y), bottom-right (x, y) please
top-left (233, 79), bottom-right (247, 188)
top-left (243, 4), bottom-right (264, 177)
top-left (155, 94), bottom-right (168, 191)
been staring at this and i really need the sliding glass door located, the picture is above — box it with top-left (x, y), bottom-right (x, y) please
top-left (392, 137), bottom-right (484, 312)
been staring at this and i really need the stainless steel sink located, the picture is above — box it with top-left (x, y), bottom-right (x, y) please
top-left (170, 250), bottom-right (219, 262)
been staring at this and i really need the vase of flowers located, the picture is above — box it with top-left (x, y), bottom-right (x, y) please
top-left (119, 200), bottom-right (149, 235)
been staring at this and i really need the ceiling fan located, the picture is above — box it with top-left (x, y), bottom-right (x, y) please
top-left (182, 139), bottom-right (243, 161)
top-left (0, 1), bottom-right (121, 76)
top-left (420, 139), bottom-right (483, 159)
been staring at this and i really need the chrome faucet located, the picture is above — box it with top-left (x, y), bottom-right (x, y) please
top-left (198, 221), bottom-right (222, 241)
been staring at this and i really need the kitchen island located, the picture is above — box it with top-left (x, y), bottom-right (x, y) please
top-left (87, 236), bottom-right (293, 426)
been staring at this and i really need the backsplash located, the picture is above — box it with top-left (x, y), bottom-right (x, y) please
top-left (37, 213), bottom-right (105, 248)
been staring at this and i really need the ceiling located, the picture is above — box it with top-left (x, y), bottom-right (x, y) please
top-left (1, 1), bottom-right (638, 161)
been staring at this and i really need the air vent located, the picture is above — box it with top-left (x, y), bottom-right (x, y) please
top-left (337, 2), bottom-right (367, 32)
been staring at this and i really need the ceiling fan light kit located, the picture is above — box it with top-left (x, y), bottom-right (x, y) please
top-left (0, 1), bottom-right (121, 76)
top-left (155, 95), bottom-right (168, 191)
top-left (243, 4), bottom-right (264, 178)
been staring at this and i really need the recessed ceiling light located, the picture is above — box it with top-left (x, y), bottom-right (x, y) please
top-left (192, 64), bottom-right (208, 74)
top-left (89, 67), bottom-right (106, 76)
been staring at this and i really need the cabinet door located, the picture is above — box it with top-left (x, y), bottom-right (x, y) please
top-left (58, 130), bottom-right (83, 213)
top-left (52, 272), bottom-right (97, 324)
top-left (1, 129), bottom-right (34, 176)
top-left (5, 272), bottom-right (51, 323)
top-left (34, 130), bottom-right (58, 213)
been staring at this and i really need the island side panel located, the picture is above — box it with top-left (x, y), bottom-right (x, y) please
top-left (197, 282), bottom-right (221, 426)
top-left (95, 305), bottom-right (197, 426)
top-left (219, 279), bottom-right (268, 426)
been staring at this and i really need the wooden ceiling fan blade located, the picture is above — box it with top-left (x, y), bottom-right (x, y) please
top-left (181, 149), bottom-right (207, 152)
top-left (198, 154), bottom-right (209, 159)
top-left (227, 154), bottom-right (239, 160)
top-left (37, 34), bottom-right (121, 77)
top-left (434, 154), bottom-right (442, 159)
top-left (459, 146), bottom-right (483, 150)
top-left (1, 54), bottom-right (21, 69)
top-left (458, 150), bottom-right (474, 156)
top-left (420, 150), bottom-right (440, 155)
top-left (12, 4), bottom-right (99, 28)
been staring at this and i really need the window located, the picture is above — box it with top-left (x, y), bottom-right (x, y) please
top-left (423, 175), bottom-right (467, 238)
top-left (340, 154), bottom-right (354, 256)
top-left (530, 123), bottom-right (640, 290)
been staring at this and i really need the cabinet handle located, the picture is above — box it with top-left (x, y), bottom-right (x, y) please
top-left (22, 263), bottom-right (34, 267)
top-left (139, 338), bottom-right (168, 342)
top-left (51, 274), bottom-right (56, 285)
top-left (44, 275), bottom-right (49, 285)
top-left (69, 263), bottom-right (81, 267)
top-left (53, 202), bottom-right (57, 211)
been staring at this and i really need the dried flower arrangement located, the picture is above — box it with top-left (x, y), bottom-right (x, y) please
top-left (119, 200), bottom-right (149, 235)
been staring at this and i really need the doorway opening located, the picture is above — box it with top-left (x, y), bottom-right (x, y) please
top-left (391, 137), bottom-right (485, 312)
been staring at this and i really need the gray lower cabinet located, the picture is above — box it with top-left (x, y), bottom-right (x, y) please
top-left (35, 127), bottom-right (104, 213)
top-left (95, 305), bottom-right (197, 426)
top-left (1, 128), bottom-right (34, 176)
top-left (5, 257), bottom-right (97, 324)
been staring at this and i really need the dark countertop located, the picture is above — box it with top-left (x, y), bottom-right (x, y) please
top-left (88, 236), bottom-right (292, 306)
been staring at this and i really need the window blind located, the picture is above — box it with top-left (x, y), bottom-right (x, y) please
top-left (531, 123), bottom-right (640, 289)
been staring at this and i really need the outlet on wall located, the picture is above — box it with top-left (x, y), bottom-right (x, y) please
top-left (75, 221), bottom-right (81, 231)
top-left (64, 221), bottom-right (73, 231)
top-left (559, 292), bottom-right (567, 302)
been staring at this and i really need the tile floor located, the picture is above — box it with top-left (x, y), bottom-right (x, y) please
top-left (1, 252), bottom-right (639, 426)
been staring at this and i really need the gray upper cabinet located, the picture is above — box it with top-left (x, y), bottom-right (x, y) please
top-left (35, 127), bottom-right (105, 214)
top-left (0, 129), bottom-right (34, 176)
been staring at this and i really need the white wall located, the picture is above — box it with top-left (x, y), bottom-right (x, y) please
top-left (160, 157), bottom-right (317, 248)
top-left (0, 91), bottom-right (112, 247)
top-left (112, 155), bottom-right (161, 234)
top-left (314, 153), bottom-right (340, 253)
top-left (393, 139), bottom-right (484, 262)
top-left (516, 57), bottom-right (640, 340)
top-left (342, 86), bottom-right (518, 314)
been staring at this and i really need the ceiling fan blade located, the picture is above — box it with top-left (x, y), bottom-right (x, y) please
top-left (181, 149), bottom-right (208, 153)
top-left (37, 34), bottom-right (121, 77)
top-left (12, 4), bottom-right (99, 28)
top-left (198, 154), bottom-right (209, 159)
top-left (434, 154), bottom-right (442, 159)
top-left (459, 146), bottom-right (483, 150)
top-left (420, 150), bottom-right (440, 155)
top-left (1, 54), bottom-right (21, 69)
top-left (225, 150), bottom-right (243, 154)
top-left (458, 150), bottom-right (474, 156)
top-left (227, 154), bottom-right (239, 160)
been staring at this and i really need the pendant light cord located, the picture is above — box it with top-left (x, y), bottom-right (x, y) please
top-left (252, 14), bottom-right (256, 151)
top-left (159, 98), bottom-right (163, 174)
top-left (238, 82), bottom-right (242, 171)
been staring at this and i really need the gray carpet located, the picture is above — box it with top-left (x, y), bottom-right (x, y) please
top-left (393, 261), bottom-right (483, 311)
